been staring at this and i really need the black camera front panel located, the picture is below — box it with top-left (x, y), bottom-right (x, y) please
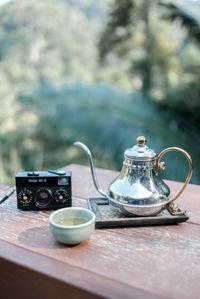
top-left (16, 171), bottom-right (72, 210)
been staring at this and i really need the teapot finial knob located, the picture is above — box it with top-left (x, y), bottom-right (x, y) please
top-left (137, 136), bottom-right (147, 147)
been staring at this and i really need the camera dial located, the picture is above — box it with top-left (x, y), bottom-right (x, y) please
top-left (34, 188), bottom-right (52, 208)
top-left (18, 189), bottom-right (33, 206)
top-left (54, 189), bottom-right (69, 204)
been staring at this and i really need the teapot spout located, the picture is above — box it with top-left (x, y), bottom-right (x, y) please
top-left (73, 142), bottom-right (107, 198)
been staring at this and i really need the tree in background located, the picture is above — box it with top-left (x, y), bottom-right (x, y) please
top-left (99, 0), bottom-right (155, 95)
top-left (0, 0), bottom-right (104, 183)
top-left (0, 0), bottom-right (200, 185)
top-left (160, 2), bottom-right (200, 44)
top-left (99, 0), bottom-right (200, 125)
top-left (159, 2), bottom-right (200, 125)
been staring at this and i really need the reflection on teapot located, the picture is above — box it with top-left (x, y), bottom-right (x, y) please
top-left (74, 136), bottom-right (193, 217)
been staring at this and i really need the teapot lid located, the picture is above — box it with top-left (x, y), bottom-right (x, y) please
top-left (124, 136), bottom-right (156, 161)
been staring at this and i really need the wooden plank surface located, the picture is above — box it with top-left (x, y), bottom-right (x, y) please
top-left (0, 239), bottom-right (162, 299)
top-left (0, 164), bottom-right (200, 299)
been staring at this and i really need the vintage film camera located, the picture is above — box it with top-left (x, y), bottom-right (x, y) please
top-left (16, 170), bottom-right (71, 210)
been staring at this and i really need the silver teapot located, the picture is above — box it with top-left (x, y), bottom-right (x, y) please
top-left (74, 136), bottom-right (193, 216)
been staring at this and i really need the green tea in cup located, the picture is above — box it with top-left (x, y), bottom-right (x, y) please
top-left (57, 217), bottom-right (87, 226)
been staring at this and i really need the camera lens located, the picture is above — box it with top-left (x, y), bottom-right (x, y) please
top-left (34, 188), bottom-right (52, 208)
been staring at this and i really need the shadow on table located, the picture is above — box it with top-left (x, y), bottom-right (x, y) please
top-left (18, 225), bottom-right (74, 249)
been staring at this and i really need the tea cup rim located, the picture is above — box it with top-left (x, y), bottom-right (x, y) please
top-left (49, 207), bottom-right (95, 230)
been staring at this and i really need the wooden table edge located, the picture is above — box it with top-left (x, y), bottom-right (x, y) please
top-left (0, 239), bottom-right (167, 299)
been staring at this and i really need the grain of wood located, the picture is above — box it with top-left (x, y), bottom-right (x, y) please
top-left (0, 164), bottom-right (200, 299)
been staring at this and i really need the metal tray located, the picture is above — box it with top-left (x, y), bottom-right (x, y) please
top-left (87, 198), bottom-right (189, 229)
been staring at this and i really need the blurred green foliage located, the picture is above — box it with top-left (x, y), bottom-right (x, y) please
top-left (0, 0), bottom-right (199, 186)
top-left (20, 82), bottom-right (200, 184)
top-left (99, 0), bottom-right (200, 112)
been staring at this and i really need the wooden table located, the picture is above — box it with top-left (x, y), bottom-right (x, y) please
top-left (0, 164), bottom-right (200, 299)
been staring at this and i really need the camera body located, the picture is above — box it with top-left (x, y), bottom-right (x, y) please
top-left (16, 170), bottom-right (72, 210)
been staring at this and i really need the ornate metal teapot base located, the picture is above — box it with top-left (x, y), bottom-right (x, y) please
top-left (87, 198), bottom-right (189, 229)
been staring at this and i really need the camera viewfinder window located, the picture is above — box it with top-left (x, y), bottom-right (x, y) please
top-left (58, 177), bottom-right (69, 186)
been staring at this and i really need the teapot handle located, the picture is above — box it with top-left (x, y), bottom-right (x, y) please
top-left (156, 147), bottom-right (193, 215)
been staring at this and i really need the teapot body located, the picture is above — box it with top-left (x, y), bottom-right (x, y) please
top-left (108, 159), bottom-right (170, 216)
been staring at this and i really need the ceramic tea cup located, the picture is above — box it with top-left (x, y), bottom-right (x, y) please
top-left (49, 207), bottom-right (95, 245)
